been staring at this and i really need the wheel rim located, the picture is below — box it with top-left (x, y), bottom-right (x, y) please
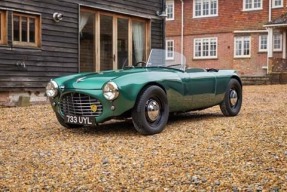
top-left (145, 99), bottom-right (161, 123)
top-left (229, 89), bottom-right (238, 107)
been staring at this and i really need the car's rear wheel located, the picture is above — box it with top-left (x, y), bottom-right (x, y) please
top-left (55, 113), bottom-right (83, 129)
top-left (220, 78), bottom-right (242, 116)
top-left (132, 86), bottom-right (169, 135)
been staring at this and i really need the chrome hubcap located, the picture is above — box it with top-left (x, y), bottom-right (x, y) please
top-left (146, 99), bottom-right (160, 122)
top-left (229, 89), bottom-right (238, 107)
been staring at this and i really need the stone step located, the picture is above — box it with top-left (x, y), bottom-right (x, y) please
top-left (241, 76), bottom-right (271, 85)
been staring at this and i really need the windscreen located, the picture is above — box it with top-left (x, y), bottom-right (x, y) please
top-left (146, 49), bottom-right (186, 70)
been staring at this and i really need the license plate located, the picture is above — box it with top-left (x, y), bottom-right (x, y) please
top-left (64, 115), bottom-right (95, 125)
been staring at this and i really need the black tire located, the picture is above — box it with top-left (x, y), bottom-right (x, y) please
top-left (55, 113), bottom-right (83, 129)
top-left (220, 78), bottom-right (242, 116)
top-left (132, 86), bottom-right (169, 135)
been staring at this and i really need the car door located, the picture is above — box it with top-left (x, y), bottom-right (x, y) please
top-left (183, 72), bottom-right (217, 109)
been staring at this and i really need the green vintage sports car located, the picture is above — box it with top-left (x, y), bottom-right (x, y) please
top-left (46, 49), bottom-right (242, 135)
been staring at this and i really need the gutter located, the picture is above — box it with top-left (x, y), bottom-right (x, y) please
top-left (234, 30), bottom-right (267, 33)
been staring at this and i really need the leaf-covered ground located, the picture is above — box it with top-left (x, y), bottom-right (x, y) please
top-left (0, 85), bottom-right (286, 191)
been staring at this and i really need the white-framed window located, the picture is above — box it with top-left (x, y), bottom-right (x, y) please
top-left (193, 0), bottom-right (218, 18)
top-left (166, 40), bottom-right (174, 60)
top-left (194, 37), bottom-right (217, 59)
top-left (166, 0), bottom-right (174, 20)
top-left (272, 0), bottom-right (283, 8)
top-left (273, 34), bottom-right (282, 51)
top-left (234, 36), bottom-right (251, 58)
top-left (243, 0), bottom-right (262, 11)
top-left (259, 34), bottom-right (268, 52)
top-left (259, 34), bottom-right (282, 52)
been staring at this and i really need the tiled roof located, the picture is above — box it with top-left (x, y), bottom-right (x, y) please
top-left (265, 13), bottom-right (287, 26)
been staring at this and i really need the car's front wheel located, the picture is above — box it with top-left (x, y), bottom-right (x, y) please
top-left (220, 78), bottom-right (242, 116)
top-left (132, 86), bottom-right (169, 135)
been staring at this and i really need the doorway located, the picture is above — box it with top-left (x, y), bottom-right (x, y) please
top-left (80, 8), bottom-right (150, 72)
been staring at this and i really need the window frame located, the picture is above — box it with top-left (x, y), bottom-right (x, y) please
top-left (80, 8), bottom-right (151, 72)
top-left (193, 37), bottom-right (218, 59)
top-left (243, 0), bottom-right (263, 11)
top-left (166, 40), bottom-right (174, 60)
top-left (166, 0), bottom-right (174, 21)
top-left (259, 34), bottom-right (268, 52)
top-left (272, 0), bottom-right (283, 8)
top-left (0, 10), bottom-right (7, 45)
top-left (12, 12), bottom-right (41, 47)
top-left (193, 0), bottom-right (218, 18)
top-left (273, 33), bottom-right (282, 51)
top-left (234, 36), bottom-right (251, 58)
top-left (259, 34), bottom-right (282, 52)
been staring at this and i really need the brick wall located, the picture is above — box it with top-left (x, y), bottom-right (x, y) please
top-left (166, 0), bottom-right (287, 76)
top-left (167, 32), bottom-right (270, 75)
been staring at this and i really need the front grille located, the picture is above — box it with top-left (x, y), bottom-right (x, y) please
top-left (60, 93), bottom-right (103, 117)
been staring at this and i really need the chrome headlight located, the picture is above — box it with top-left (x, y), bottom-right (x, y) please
top-left (103, 82), bottom-right (119, 101)
top-left (46, 80), bottom-right (59, 98)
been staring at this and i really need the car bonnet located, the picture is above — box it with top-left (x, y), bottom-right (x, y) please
top-left (61, 69), bottom-right (147, 90)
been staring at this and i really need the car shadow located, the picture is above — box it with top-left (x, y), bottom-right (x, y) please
top-left (168, 112), bottom-right (224, 124)
top-left (67, 112), bottom-right (224, 136)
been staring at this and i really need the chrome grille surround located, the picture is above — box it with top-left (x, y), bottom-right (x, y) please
top-left (60, 93), bottom-right (103, 117)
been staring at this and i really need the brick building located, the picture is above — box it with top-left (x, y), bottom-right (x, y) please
top-left (165, 0), bottom-right (287, 76)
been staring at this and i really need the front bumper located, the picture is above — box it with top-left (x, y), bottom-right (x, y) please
top-left (49, 89), bottom-right (134, 124)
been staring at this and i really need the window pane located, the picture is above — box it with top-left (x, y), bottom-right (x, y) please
top-left (203, 39), bottom-right (209, 56)
top-left (167, 41), bottom-right (174, 58)
top-left (29, 18), bottom-right (35, 43)
top-left (244, 39), bottom-right (250, 55)
top-left (236, 40), bottom-right (242, 56)
top-left (118, 18), bottom-right (129, 68)
top-left (260, 35), bottom-right (267, 50)
top-left (254, 0), bottom-right (261, 8)
top-left (195, 0), bottom-right (201, 16)
top-left (203, 0), bottom-right (209, 15)
top-left (211, 0), bottom-right (217, 14)
top-left (21, 17), bottom-right (28, 42)
top-left (210, 39), bottom-right (216, 56)
top-left (274, 0), bottom-right (282, 6)
top-left (13, 15), bottom-right (20, 41)
top-left (194, 38), bottom-right (217, 58)
top-left (166, 2), bottom-right (174, 19)
top-left (194, 0), bottom-right (217, 17)
top-left (235, 37), bottom-right (250, 56)
top-left (12, 13), bottom-right (40, 47)
top-left (132, 21), bottom-right (146, 64)
top-left (195, 40), bottom-right (201, 57)
top-left (80, 12), bottom-right (95, 72)
top-left (245, 0), bottom-right (252, 9)
top-left (274, 34), bottom-right (281, 50)
top-left (100, 15), bottom-right (113, 71)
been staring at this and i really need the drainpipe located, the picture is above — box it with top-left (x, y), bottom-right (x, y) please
top-left (162, 0), bottom-right (166, 49)
top-left (269, 0), bottom-right (272, 22)
top-left (266, 0), bottom-right (272, 74)
top-left (181, 0), bottom-right (184, 66)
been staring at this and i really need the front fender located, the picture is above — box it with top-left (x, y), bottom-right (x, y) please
top-left (112, 71), bottom-right (186, 114)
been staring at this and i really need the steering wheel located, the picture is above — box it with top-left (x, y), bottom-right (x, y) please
top-left (133, 61), bottom-right (147, 67)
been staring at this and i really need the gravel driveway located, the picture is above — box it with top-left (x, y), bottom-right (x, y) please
top-left (0, 85), bottom-right (287, 191)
